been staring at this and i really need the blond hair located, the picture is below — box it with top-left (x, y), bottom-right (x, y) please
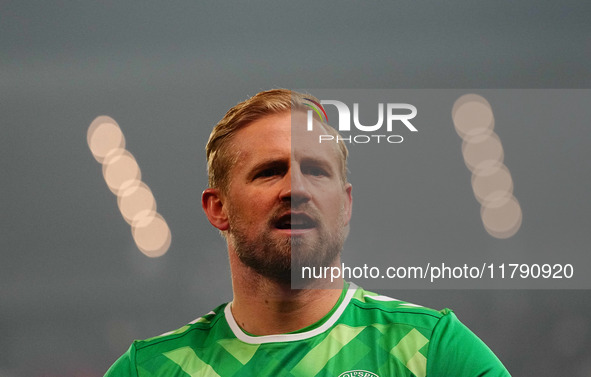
top-left (206, 89), bottom-right (348, 191)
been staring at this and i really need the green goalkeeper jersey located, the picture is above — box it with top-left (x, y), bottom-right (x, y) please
top-left (105, 283), bottom-right (510, 377)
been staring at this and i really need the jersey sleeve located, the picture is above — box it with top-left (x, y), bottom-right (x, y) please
top-left (426, 310), bottom-right (511, 377)
top-left (104, 344), bottom-right (138, 377)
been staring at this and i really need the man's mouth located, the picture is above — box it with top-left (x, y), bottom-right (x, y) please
top-left (275, 213), bottom-right (317, 230)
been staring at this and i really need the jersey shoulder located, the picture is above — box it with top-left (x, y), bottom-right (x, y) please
top-left (346, 285), bottom-right (451, 330)
top-left (344, 285), bottom-right (511, 376)
top-left (131, 303), bottom-right (230, 364)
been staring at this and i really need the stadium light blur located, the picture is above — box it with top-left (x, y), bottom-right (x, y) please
top-left (453, 94), bottom-right (522, 239)
top-left (87, 116), bottom-right (126, 163)
top-left (131, 211), bottom-right (171, 258)
top-left (102, 149), bottom-right (142, 195)
top-left (461, 133), bottom-right (504, 172)
top-left (117, 182), bottom-right (157, 225)
top-left (88, 116), bottom-right (171, 257)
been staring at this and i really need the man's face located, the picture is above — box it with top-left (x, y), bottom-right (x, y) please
top-left (222, 111), bottom-right (352, 284)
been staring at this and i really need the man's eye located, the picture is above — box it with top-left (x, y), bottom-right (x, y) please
top-left (255, 168), bottom-right (282, 178)
top-left (304, 166), bottom-right (328, 177)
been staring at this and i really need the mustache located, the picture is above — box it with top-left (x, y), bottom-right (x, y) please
top-left (268, 202), bottom-right (321, 226)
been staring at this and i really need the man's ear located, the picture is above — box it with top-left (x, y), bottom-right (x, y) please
top-left (343, 183), bottom-right (353, 226)
top-left (202, 188), bottom-right (229, 231)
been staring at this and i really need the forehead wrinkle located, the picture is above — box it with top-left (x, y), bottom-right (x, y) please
top-left (292, 138), bottom-right (341, 172)
top-left (247, 156), bottom-right (290, 174)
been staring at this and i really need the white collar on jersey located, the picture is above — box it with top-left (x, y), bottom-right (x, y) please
top-left (224, 282), bottom-right (357, 344)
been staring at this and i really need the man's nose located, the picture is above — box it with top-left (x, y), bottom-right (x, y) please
top-left (279, 167), bottom-right (311, 206)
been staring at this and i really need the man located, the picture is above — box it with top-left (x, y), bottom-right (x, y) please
top-left (105, 89), bottom-right (511, 376)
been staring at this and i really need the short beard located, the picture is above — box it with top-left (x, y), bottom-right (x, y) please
top-left (232, 231), bottom-right (292, 284)
top-left (228, 207), bottom-right (347, 286)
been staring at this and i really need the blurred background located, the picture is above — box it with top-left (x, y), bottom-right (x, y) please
top-left (1, 1), bottom-right (590, 376)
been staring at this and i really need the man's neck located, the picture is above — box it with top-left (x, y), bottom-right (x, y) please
top-left (228, 253), bottom-right (344, 336)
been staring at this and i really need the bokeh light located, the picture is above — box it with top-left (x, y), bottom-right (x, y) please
top-left (471, 163), bottom-right (513, 205)
top-left (452, 94), bottom-right (495, 139)
top-left (87, 116), bottom-right (125, 163)
top-left (452, 94), bottom-right (522, 239)
top-left (88, 115), bottom-right (171, 257)
top-left (480, 195), bottom-right (522, 239)
top-left (117, 182), bottom-right (157, 225)
top-left (102, 149), bottom-right (142, 195)
top-left (462, 133), bottom-right (504, 172)
top-left (131, 212), bottom-right (171, 258)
